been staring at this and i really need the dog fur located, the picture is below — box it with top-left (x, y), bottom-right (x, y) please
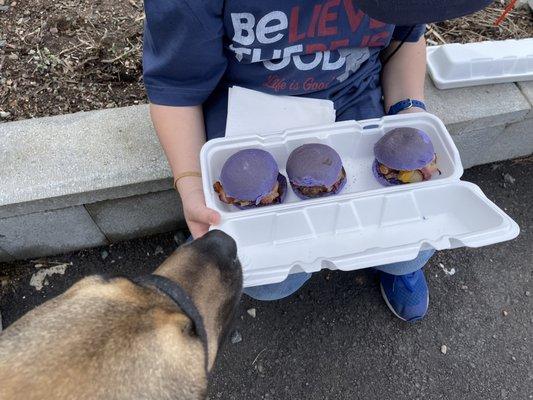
top-left (0, 230), bottom-right (242, 400)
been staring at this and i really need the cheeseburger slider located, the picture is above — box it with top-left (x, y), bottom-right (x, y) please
top-left (213, 149), bottom-right (287, 209)
top-left (286, 143), bottom-right (347, 199)
top-left (373, 127), bottom-right (440, 186)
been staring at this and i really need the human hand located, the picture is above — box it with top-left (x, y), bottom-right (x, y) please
top-left (179, 179), bottom-right (220, 239)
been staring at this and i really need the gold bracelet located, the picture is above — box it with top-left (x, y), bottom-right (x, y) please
top-left (173, 171), bottom-right (202, 190)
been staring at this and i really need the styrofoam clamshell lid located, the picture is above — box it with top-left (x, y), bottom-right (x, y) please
top-left (427, 39), bottom-right (533, 89)
top-left (200, 113), bottom-right (519, 287)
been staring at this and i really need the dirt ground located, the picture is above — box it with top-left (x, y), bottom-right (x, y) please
top-left (0, 0), bottom-right (145, 121)
top-left (1, 1), bottom-right (532, 122)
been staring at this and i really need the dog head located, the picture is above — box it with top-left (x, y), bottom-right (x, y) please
top-left (154, 230), bottom-right (243, 370)
top-left (0, 230), bottom-right (242, 400)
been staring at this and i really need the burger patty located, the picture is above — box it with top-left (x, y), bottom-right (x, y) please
top-left (214, 181), bottom-right (281, 207)
top-left (294, 168), bottom-right (346, 198)
top-left (377, 155), bottom-right (439, 184)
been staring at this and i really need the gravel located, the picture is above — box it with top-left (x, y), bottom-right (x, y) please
top-left (247, 308), bottom-right (257, 318)
top-left (503, 173), bottom-right (516, 185)
top-left (230, 330), bottom-right (243, 344)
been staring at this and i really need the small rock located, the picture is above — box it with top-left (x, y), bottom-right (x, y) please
top-left (0, 0), bottom-right (5, 6)
top-left (23, 9), bottom-right (29, 15)
top-left (10, 1), bottom-right (15, 5)
top-left (174, 231), bottom-right (188, 246)
top-left (101, 250), bottom-right (109, 260)
top-left (440, 344), bottom-right (448, 355)
top-left (525, 291), bottom-right (530, 297)
top-left (0, 111), bottom-right (11, 119)
top-left (8, 53), bottom-right (18, 60)
top-left (154, 246), bottom-right (164, 255)
top-left (247, 308), bottom-right (256, 318)
top-left (460, 284), bottom-right (468, 290)
top-left (106, 103), bottom-right (115, 108)
top-left (491, 163), bottom-right (501, 170)
top-left (439, 263), bottom-right (456, 276)
top-left (257, 363), bottom-right (265, 373)
top-left (0, 40), bottom-right (5, 48)
top-left (49, 27), bottom-right (58, 34)
top-left (230, 330), bottom-right (242, 344)
top-left (503, 173), bottom-right (515, 185)
top-left (30, 263), bottom-right (70, 291)
top-left (502, 310), bottom-right (508, 317)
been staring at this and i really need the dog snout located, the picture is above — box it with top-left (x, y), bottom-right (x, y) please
top-left (198, 230), bottom-right (238, 261)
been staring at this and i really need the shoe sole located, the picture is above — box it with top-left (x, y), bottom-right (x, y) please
top-left (380, 282), bottom-right (429, 323)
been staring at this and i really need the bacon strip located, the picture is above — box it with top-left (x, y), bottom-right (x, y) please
top-left (214, 181), bottom-right (281, 207)
top-left (259, 182), bottom-right (280, 205)
top-left (295, 168), bottom-right (346, 197)
top-left (419, 155), bottom-right (439, 180)
top-left (377, 154), bottom-right (439, 184)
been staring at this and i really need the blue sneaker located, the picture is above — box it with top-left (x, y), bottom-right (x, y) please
top-left (379, 269), bottom-right (429, 322)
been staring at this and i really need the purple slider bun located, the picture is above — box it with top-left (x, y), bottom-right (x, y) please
top-left (286, 143), bottom-right (347, 199)
top-left (373, 127), bottom-right (437, 186)
top-left (214, 149), bottom-right (287, 209)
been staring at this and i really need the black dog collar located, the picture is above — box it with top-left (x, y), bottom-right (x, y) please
top-left (132, 274), bottom-right (210, 376)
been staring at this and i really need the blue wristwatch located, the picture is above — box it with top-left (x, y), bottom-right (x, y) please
top-left (387, 99), bottom-right (426, 115)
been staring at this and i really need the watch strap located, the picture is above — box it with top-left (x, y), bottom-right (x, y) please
top-left (387, 99), bottom-right (426, 115)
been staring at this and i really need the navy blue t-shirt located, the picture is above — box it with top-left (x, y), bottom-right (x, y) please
top-left (143, 0), bottom-right (425, 139)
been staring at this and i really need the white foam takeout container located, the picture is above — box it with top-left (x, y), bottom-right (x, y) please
top-left (427, 39), bottom-right (533, 89)
top-left (201, 113), bottom-right (519, 287)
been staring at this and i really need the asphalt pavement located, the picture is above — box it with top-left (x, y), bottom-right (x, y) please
top-left (1, 157), bottom-right (531, 400)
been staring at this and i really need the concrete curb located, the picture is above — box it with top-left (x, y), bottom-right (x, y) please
top-left (1, 78), bottom-right (532, 261)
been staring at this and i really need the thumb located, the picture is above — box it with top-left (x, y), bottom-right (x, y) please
top-left (194, 206), bottom-right (220, 226)
top-left (209, 209), bottom-right (221, 226)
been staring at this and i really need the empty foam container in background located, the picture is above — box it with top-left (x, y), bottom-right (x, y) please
top-left (427, 39), bottom-right (533, 89)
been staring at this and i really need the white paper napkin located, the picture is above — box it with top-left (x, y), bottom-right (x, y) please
top-left (225, 86), bottom-right (335, 137)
